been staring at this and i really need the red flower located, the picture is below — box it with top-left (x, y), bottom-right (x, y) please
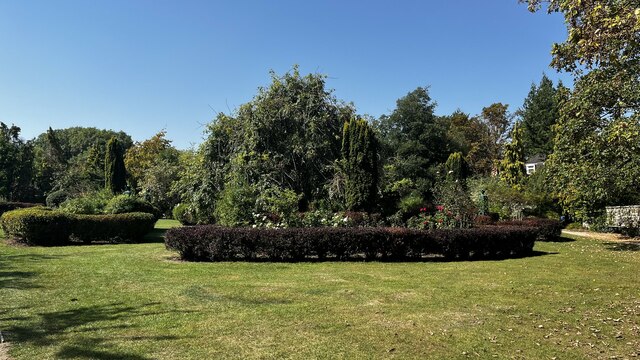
top-left (436, 205), bottom-right (444, 211)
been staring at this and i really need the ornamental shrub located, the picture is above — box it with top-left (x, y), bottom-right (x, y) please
top-left (45, 190), bottom-right (69, 208)
top-left (70, 212), bottom-right (156, 243)
top-left (172, 203), bottom-right (195, 225)
top-left (59, 190), bottom-right (113, 215)
top-left (104, 194), bottom-right (160, 220)
top-left (165, 225), bottom-right (539, 262)
top-left (0, 207), bottom-right (72, 245)
top-left (0, 202), bottom-right (42, 217)
top-left (496, 218), bottom-right (562, 241)
top-left (1, 208), bottom-right (155, 245)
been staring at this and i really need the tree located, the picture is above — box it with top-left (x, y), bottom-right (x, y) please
top-left (499, 122), bottom-right (526, 189)
top-left (376, 87), bottom-right (449, 200)
top-left (0, 122), bottom-right (35, 201)
top-left (105, 137), bottom-right (127, 194)
top-left (444, 152), bottom-right (469, 181)
top-left (523, 0), bottom-right (640, 220)
top-left (474, 103), bottom-right (512, 176)
top-left (342, 118), bottom-right (379, 211)
top-left (519, 74), bottom-right (562, 156)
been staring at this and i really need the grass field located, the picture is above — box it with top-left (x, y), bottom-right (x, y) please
top-left (1, 221), bottom-right (639, 359)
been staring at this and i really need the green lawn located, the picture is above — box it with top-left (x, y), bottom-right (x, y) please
top-left (1, 222), bottom-right (639, 359)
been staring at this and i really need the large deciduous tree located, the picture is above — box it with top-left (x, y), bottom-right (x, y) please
top-left (0, 122), bottom-right (35, 201)
top-left (523, 0), bottom-right (640, 220)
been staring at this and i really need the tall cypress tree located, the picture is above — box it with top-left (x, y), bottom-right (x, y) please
top-left (105, 137), bottom-right (127, 193)
top-left (342, 118), bottom-right (379, 211)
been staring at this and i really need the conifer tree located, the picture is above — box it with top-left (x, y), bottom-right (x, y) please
top-left (499, 123), bottom-right (526, 189)
top-left (444, 152), bottom-right (469, 181)
top-left (342, 118), bottom-right (379, 211)
top-left (105, 137), bottom-right (127, 193)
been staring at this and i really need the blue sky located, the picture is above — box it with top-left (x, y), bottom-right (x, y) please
top-left (0, 0), bottom-right (571, 149)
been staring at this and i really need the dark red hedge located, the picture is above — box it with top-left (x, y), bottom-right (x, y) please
top-left (165, 225), bottom-right (540, 262)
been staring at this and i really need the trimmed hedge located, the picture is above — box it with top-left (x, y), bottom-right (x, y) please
top-left (0, 202), bottom-right (43, 217)
top-left (496, 218), bottom-right (563, 241)
top-left (71, 213), bottom-right (156, 243)
top-left (0, 207), bottom-right (71, 245)
top-left (0, 208), bottom-right (155, 245)
top-left (165, 225), bottom-right (539, 262)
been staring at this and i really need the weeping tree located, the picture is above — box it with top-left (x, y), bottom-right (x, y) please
top-left (105, 137), bottom-right (127, 194)
top-left (444, 152), bottom-right (469, 182)
top-left (342, 118), bottom-right (379, 211)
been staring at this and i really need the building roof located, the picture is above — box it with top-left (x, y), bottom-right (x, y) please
top-left (525, 154), bottom-right (546, 164)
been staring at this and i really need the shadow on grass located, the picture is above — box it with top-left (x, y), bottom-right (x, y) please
top-left (2, 302), bottom-right (193, 359)
top-left (538, 236), bottom-right (576, 243)
top-left (0, 254), bottom-right (66, 290)
top-left (175, 250), bottom-right (557, 264)
top-left (604, 241), bottom-right (640, 251)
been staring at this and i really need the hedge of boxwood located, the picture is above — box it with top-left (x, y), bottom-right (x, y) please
top-left (165, 225), bottom-right (541, 262)
top-left (497, 218), bottom-right (563, 241)
top-left (0, 202), bottom-right (43, 217)
top-left (0, 207), bottom-right (156, 246)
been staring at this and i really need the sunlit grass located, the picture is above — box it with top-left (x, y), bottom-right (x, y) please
top-left (1, 224), bottom-right (639, 359)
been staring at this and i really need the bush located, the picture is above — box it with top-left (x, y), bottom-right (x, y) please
top-left (71, 212), bottom-right (156, 243)
top-left (0, 207), bottom-right (72, 245)
top-left (0, 202), bottom-right (42, 217)
top-left (165, 225), bottom-right (539, 262)
top-left (59, 190), bottom-right (113, 215)
top-left (1, 208), bottom-right (156, 245)
top-left (104, 195), bottom-right (160, 220)
top-left (45, 190), bottom-right (69, 208)
top-left (496, 218), bottom-right (562, 241)
top-left (173, 203), bottom-right (195, 225)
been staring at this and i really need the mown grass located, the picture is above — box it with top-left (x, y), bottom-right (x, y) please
top-left (1, 222), bottom-right (639, 359)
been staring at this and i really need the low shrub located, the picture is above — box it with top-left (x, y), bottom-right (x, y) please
top-left (1, 208), bottom-right (155, 245)
top-left (173, 203), bottom-right (195, 225)
top-left (71, 212), bottom-right (156, 243)
top-left (0, 202), bottom-right (43, 217)
top-left (104, 195), bottom-right (160, 220)
top-left (0, 207), bottom-right (71, 245)
top-left (496, 218), bottom-right (562, 241)
top-left (45, 190), bottom-right (69, 208)
top-left (59, 190), bottom-right (113, 215)
top-left (165, 225), bottom-right (539, 262)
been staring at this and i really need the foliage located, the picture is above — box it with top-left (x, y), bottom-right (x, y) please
top-left (104, 137), bottom-right (127, 194)
top-left (59, 190), bottom-right (113, 215)
top-left (0, 202), bottom-right (42, 217)
top-left (45, 190), bottom-right (68, 208)
top-left (254, 185), bottom-right (302, 228)
top-left (441, 110), bottom-right (496, 177)
top-left (32, 127), bottom-right (132, 198)
top-left (124, 131), bottom-right (181, 214)
top-left (0, 122), bottom-right (36, 201)
top-left (0, 207), bottom-right (71, 245)
top-left (213, 175), bottom-right (257, 227)
top-left (0, 207), bottom-right (155, 245)
top-left (375, 87), bottom-right (448, 200)
top-left (70, 212), bottom-right (156, 243)
top-left (518, 74), bottom-right (562, 156)
top-left (444, 152), bottom-right (469, 181)
top-left (498, 122), bottom-right (526, 189)
top-left (524, 0), bottom-right (640, 221)
top-left (432, 177), bottom-right (475, 228)
top-left (104, 194), bottom-right (159, 220)
top-left (341, 118), bottom-right (379, 211)
top-left (165, 225), bottom-right (538, 262)
top-left (468, 177), bottom-right (527, 219)
top-left (172, 203), bottom-right (196, 225)
top-left (496, 218), bottom-right (563, 241)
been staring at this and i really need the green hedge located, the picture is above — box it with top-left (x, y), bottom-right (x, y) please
top-left (0, 202), bottom-right (43, 217)
top-left (0, 208), bottom-right (155, 245)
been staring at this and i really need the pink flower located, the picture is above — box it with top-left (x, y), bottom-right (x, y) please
top-left (436, 205), bottom-right (444, 211)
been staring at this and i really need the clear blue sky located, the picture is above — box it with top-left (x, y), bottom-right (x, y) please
top-left (0, 0), bottom-right (571, 149)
